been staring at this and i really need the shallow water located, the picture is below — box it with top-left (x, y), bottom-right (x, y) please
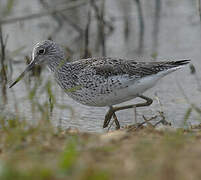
top-left (1, 0), bottom-right (201, 132)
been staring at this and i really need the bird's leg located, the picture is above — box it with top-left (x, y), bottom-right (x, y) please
top-left (106, 112), bottom-right (121, 131)
top-left (103, 95), bottom-right (153, 129)
top-left (104, 106), bottom-right (121, 129)
top-left (103, 106), bottom-right (115, 128)
top-left (113, 95), bottom-right (153, 112)
top-left (113, 113), bottom-right (120, 129)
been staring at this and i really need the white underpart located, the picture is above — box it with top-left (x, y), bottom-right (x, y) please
top-left (91, 66), bottom-right (182, 107)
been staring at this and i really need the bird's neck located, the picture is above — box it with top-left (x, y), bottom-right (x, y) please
top-left (47, 56), bottom-right (68, 73)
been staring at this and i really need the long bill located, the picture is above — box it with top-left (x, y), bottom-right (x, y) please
top-left (9, 60), bottom-right (36, 88)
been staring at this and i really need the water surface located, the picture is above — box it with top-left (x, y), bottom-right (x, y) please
top-left (1, 0), bottom-right (201, 132)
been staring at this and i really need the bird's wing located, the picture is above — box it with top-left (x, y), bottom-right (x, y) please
top-left (77, 57), bottom-right (189, 90)
top-left (84, 57), bottom-right (188, 78)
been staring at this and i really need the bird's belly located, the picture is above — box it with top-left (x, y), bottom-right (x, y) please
top-left (67, 90), bottom-right (136, 107)
top-left (67, 75), bottom-right (159, 107)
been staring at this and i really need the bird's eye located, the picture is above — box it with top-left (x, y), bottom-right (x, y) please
top-left (38, 49), bottom-right (45, 55)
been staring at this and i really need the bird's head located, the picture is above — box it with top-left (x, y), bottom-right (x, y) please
top-left (32, 40), bottom-right (65, 66)
top-left (9, 40), bottom-right (65, 88)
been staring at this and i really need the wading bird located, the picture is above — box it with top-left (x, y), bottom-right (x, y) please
top-left (10, 40), bottom-right (190, 129)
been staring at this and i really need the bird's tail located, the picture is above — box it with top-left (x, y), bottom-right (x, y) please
top-left (168, 59), bottom-right (190, 67)
top-left (158, 59), bottom-right (190, 71)
top-left (155, 59), bottom-right (190, 77)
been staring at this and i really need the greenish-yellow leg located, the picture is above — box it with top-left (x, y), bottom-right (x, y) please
top-left (103, 95), bottom-right (153, 129)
